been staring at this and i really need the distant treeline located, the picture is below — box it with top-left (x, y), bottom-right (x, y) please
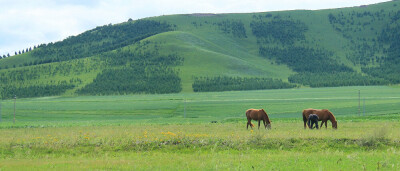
top-left (258, 46), bottom-right (387, 87)
top-left (289, 72), bottom-right (388, 87)
top-left (192, 76), bottom-right (295, 92)
top-left (0, 46), bottom-right (36, 60)
top-left (250, 17), bottom-right (307, 45)
top-left (328, 9), bottom-right (400, 84)
top-left (30, 20), bottom-right (172, 65)
top-left (329, 10), bottom-right (388, 66)
top-left (1, 82), bottom-right (74, 99)
top-left (77, 66), bottom-right (181, 95)
top-left (216, 20), bottom-right (247, 38)
top-left (259, 46), bottom-right (351, 73)
top-left (252, 15), bottom-right (393, 87)
top-left (363, 10), bottom-right (400, 83)
top-left (0, 58), bottom-right (101, 99)
top-left (78, 42), bottom-right (183, 95)
top-left (100, 41), bottom-right (183, 67)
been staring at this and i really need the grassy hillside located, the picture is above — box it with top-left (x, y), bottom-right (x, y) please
top-left (1, 1), bottom-right (400, 98)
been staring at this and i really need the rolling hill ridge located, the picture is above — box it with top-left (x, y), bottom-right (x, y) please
top-left (0, 0), bottom-right (400, 99)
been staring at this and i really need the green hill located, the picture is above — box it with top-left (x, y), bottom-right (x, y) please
top-left (1, 0), bottom-right (400, 99)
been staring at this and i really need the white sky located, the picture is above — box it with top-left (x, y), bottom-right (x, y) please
top-left (0, 0), bottom-right (390, 56)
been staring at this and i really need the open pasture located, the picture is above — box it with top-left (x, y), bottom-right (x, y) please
top-left (0, 86), bottom-right (399, 125)
top-left (0, 86), bottom-right (400, 170)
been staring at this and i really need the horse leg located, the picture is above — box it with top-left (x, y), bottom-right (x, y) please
top-left (322, 121), bottom-right (327, 129)
top-left (258, 120), bottom-right (261, 129)
top-left (263, 120), bottom-right (266, 129)
top-left (247, 120), bottom-right (253, 130)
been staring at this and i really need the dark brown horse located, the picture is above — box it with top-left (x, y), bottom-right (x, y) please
top-left (302, 108), bottom-right (337, 129)
top-left (246, 109), bottom-right (271, 129)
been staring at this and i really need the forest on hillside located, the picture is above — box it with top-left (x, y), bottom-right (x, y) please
top-left (77, 42), bottom-right (183, 95)
top-left (252, 13), bottom-right (398, 87)
top-left (29, 20), bottom-right (173, 65)
top-left (1, 2), bottom-right (400, 98)
top-left (192, 76), bottom-right (295, 92)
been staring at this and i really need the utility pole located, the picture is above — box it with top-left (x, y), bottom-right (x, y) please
top-left (0, 101), bottom-right (2, 122)
top-left (184, 99), bottom-right (186, 118)
top-left (14, 95), bottom-right (16, 124)
top-left (363, 97), bottom-right (366, 117)
top-left (358, 90), bottom-right (360, 117)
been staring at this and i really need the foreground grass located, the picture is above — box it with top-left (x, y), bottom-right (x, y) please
top-left (0, 121), bottom-right (399, 170)
top-left (0, 86), bottom-right (399, 169)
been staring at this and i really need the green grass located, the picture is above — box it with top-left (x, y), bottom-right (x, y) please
top-left (0, 122), bottom-right (399, 170)
top-left (0, 86), bottom-right (400, 169)
top-left (1, 86), bottom-right (399, 125)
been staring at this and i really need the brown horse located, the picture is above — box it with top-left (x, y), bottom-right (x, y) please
top-left (302, 108), bottom-right (337, 129)
top-left (246, 109), bottom-right (271, 129)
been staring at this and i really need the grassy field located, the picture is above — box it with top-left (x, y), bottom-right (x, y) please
top-left (0, 86), bottom-right (400, 170)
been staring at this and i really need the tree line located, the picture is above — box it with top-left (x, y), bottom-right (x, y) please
top-left (192, 76), bottom-right (295, 92)
top-left (0, 58), bottom-right (103, 99)
top-left (0, 46), bottom-right (37, 60)
top-left (251, 15), bottom-right (393, 87)
top-left (30, 20), bottom-right (173, 64)
top-left (216, 20), bottom-right (247, 38)
top-left (363, 10), bottom-right (400, 84)
top-left (289, 72), bottom-right (388, 87)
top-left (78, 41), bottom-right (183, 95)
top-left (77, 66), bottom-right (181, 95)
top-left (259, 46), bottom-right (353, 73)
top-left (250, 17), bottom-right (308, 45)
top-left (1, 82), bottom-right (74, 99)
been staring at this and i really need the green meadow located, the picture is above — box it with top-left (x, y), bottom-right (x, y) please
top-left (0, 86), bottom-right (399, 170)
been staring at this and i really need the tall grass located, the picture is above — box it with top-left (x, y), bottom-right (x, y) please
top-left (0, 121), bottom-right (399, 170)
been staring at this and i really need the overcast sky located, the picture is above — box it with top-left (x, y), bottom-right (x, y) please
top-left (0, 0), bottom-right (390, 56)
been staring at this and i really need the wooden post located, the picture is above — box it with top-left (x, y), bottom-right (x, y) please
top-left (358, 90), bottom-right (360, 117)
top-left (14, 95), bottom-right (16, 124)
top-left (363, 97), bottom-right (366, 117)
top-left (184, 99), bottom-right (186, 118)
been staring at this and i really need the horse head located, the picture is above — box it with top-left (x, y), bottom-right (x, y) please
top-left (266, 122), bottom-right (271, 129)
top-left (332, 120), bottom-right (338, 129)
top-left (327, 110), bottom-right (337, 129)
top-left (262, 109), bottom-right (272, 129)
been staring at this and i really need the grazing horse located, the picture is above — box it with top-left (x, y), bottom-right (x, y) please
top-left (302, 108), bottom-right (337, 129)
top-left (307, 114), bottom-right (319, 129)
top-left (246, 109), bottom-right (271, 129)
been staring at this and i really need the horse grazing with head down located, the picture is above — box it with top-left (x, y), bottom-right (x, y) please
top-left (302, 108), bottom-right (337, 129)
top-left (246, 109), bottom-right (271, 129)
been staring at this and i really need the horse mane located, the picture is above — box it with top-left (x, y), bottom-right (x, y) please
top-left (326, 110), bottom-right (336, 122)
top-left (262, 109), bottom-right (271, 123)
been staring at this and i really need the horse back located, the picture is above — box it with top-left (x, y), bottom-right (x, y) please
top-left (303, 109), bottom-right (329, 121)
top-left (246, 109), bottom-right (263, 120)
